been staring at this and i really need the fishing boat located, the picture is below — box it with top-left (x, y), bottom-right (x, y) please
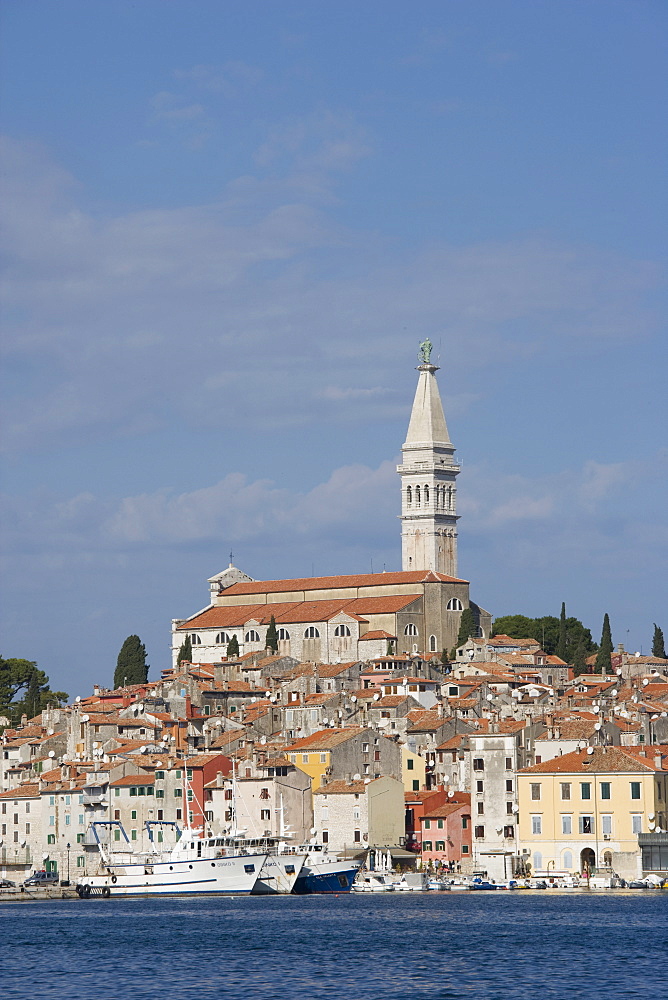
top-left (291, 843), bottom-right (362, 894)
top-left (76, 822), bottom-right (269, 897)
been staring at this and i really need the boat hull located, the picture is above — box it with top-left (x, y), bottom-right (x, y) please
top-left (77, 852), bottom-right (267, 896)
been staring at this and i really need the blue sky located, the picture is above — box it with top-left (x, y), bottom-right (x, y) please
top-left (1, 0), bottom-right (666, 698)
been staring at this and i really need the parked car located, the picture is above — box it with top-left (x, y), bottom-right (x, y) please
top-left (23, 870), bottom-right (59, 887)
top-left (0, 878), bottom-right (17, 888)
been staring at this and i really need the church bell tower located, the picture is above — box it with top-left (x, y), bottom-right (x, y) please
top-left (397, 341), bottom-right (460, 577)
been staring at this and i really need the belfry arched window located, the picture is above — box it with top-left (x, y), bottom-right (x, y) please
top-left (215, 632), bottom-right (230, 645)
top-left (424, 485), bottom-right (429, 504)
top-left (404, 623), bottom-right (418, 636)
top-left (406, 486), bottom-right (412, 506)
top-left (447, 598), bottom-right (463, 611)
top-left (304, 627), bottom-right (320, 639)
top-left (277, 628), bottom-right (290, 640)
top-left (334, 625), bottom-right (351, 637)
top-left (415, 486), bottom-right (421, 506)
top-left (245, 629), bottom-right (260, 643)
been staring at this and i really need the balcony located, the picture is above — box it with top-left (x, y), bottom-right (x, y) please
top-left (82, 790), bottom-right (108, 806)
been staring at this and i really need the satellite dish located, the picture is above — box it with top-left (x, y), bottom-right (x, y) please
top-left (616, 668), bottom-right (622, 676)
top-left (648, 813), bottom-right (655, 821)
top-left (351, 696), bottom-right (357, 703)
top-left (648, 822), bottom-right (656, 831)
top-left (635, 651), bottom-right (640, 658)
top-left (373, 693), bottom-right (380, 701)
top-left (486, 693), bottom-right (494, 702)
top-left (260, 737), bottom-right (266, 745)
top-left (353, 773), bottom-right (361, 780)
top-left (447, 790), bottom-right (454, 798)
top-left (48, 751), bottom-right (55, 758)
top-left (47, 728), bottom-right (54, 736)
top-left (75, 696), bottom-right (81, 703)
top-left (642, 679), bottom-right (649, 686)
top-left (662, 712), bottom-right (667, 718)
top-left (656, 827), bottom-right (663, 834)
top-left (592, 703), bottom-right (599, 711)
top-left (587, 747), bottom-right (594, 755)
top-left (251, 697), bottom-right (256, 703)
top-left (611, 689), bottom-right (618, 697)
top-left (310, 827), bottom-right (317, 835)
top-left (594, 722), bottom-right (601, 731)
top-left (42, 852), bottom-right (49, 860)
top-left (82, 714), bottom-right (90, 722)
top-left (265, 691), bottom-right (271, 698)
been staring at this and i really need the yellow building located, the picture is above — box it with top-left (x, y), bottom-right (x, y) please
top-left (517, 746), bottom-right (667, 877)
top-left (402, 745), bottom-right (426, 793)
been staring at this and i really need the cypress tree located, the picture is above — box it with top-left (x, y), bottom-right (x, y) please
top-left (114, 635), bottom-right (149, 688)
top-left (556, 602), bottom-right (568, 661)
top-left (455, 607), bottom-right (477, 649)
top-left (652, 624), bottom-right (666, 659)
top-left (572, 639), bottom-right (588, 676)
top-left (594, 614), bottom-right (613, 674)
top-left (176, 635), bottom-right (192, 668)
top-left (227, 635), bottom-right (239, 658)
top-left (265, 616), bottom-right (279, 653)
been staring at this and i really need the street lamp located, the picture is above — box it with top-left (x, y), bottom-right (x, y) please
top-left (66, 842), bottom-right (71, 884)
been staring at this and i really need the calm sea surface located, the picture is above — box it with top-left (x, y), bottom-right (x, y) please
top-left (1, 892), bottom-right (667, 1000)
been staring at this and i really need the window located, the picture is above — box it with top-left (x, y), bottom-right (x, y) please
top-left (302, 754), bottom-right (309, 764)
top-left (560, 783), bottom-right (571, 801)
top-left (415, 486), bottom-right (421, 506)
top-left (322, 831), bottom-right (328, 844)
top-left (77, 834), bottom-right (84, 844)
top-left (531, 783), bottom-right (541, 801)
top-left (260, 788), bottom-right (269, 800)
top-left (260, 810), bottom-right (271, 821)
top-left (131, 830), bottom-right (137, 841)
top-left (503, 826), bottom-right (514, 838)
top-left (437, 819), bottom-right (444, 830)
top-left (462, 845), bottom-right (469, 854)
top-left (561, 815), bottom-right (572, 835)
top-left (580, 782), bottom-right (591, 800)
top-left (155, 771), bottom-right (164, 780)
top-left (412, 779), bottom-right (420, 791)
top-left (600, 782), bottom-right (611, 800)
top-left (422, 841), bottom-right (432, 852)
top-left (49, 815), bottom-right (54, 826)
top-left (505, 758), bottom-right (512, 770)
top-left (477, 802), bottom-right (484, 815)
top-left (406, 486), bottom-right (412, 506)
top-left (447, 598), bottom-right (463, 611)
top-left (630, 782), bottom-right (641, 800)
top-left (462, 816), bottom-right (468, 829)
top-left (531, 815), bottom-right (542, 835)
top-left (215, 632), bottom-right (230, 645)
top-left (354, 830), bottom-right (361, 843)
top-left (562, 850), bottom-right (573, 869)
top-left (579, 816), bottom-right (593, 834)
top-left (632, 815), bottom-right (642, 834)
top-left (245, 630), bottom-right (260, 643)
top-left (533, 851), bottom-right (543, 870)
top-left (191, 634), bottom-right (201, 644)
top-left (424, 819), bottom-right (431, 830)
top-left (334, 624), bottom-right (351, 637)
top-left (449, 686), bottom-right (459, 696)
top-left (473, 759), bottom-right (484, 771)
top-left (130, 787), bottom-right (137, 797)
top-left (407, 758), bottom-right (414, 771)
top-left (505, 780), bottom-right (513, 793)
top-left (429, 634), bottom-right (437, 652)
top-left (174, 789), bottom-right (182, 798)
top-left (304, 627), bottom-right (320, 639)
top-left (474, 826), bottom-right (484, 839)
top-left (47, 834), bottom-right (55, 845)
top-left (131, 810), bottom-right (137, 820)
top-left (277, 628), bottom-right (290, 640)
top-left (114, 829), bottom-right (121, 842)
top-left (476, 780), bottom-right (483, 793)
top-left (156, 790), bottom-right (164, 799)
top-left (434, 840), bottom-right (444, 851)
top-left (506, 802), bottom-right (514, 815)
top-left (602, 815), bottom-right (612, 836)
top-left (404, 624), bottom-right (418, 636)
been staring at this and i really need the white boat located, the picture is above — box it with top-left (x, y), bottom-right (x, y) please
top-left (77, 824), bottom-right (268, 897)
top-left (352, 872), bottom-right (397, 892)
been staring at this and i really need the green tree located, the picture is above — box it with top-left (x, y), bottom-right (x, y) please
top-left (265, 616), bottom-right (279, 653)
top-left (455, 607), bottom-right (477, 649)
top-left (652, 624), bottom-right (666, 659)
top-left (492, 613), bottom-right (595, 661)
top-left (556, 603), bottom-right (568, 662)
top-left (227, 635), bottom-right (239, 658)
top-left (0, 656), bottom-right (68, 724)
top-left (594, 614), bottom-right (613, 674)
top-left (571, 639), bottom-right (588, 677)
top-left (113, 635), bottom-right (149, 688)
top-left (176, 634), bottom-right (192, 668)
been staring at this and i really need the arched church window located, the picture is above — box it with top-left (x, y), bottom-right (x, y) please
top-left (215, 632), bottom-right (230, 645)
top-left (305, 626), bottom-right (320, 639)
top-left (334, 625), bottom-right (351, 637)
top-left (277, 628), bottom-right (290, 641)
top-left (429, 634), bottom-right (437, 652)
top-left (404, 623), bottom-right (418, 636)
top-left (406, 486), bottom-right (412, 506)
top-left (245, 629), bottom-right (260, 643)
top-left (424, 485), bottom-right (429, 504)
top-left (447, 598), bottom-right (463, 611)
top-left (190, 634), bottom-right (202, 644)
top-left (415, 486), bottom-right (421, 506)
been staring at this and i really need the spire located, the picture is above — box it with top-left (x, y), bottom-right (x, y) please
top-left (403, 362), bottom-right (452, 452)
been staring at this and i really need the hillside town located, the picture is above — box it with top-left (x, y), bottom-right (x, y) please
top-left (2, 344), bottom-right (667, 890)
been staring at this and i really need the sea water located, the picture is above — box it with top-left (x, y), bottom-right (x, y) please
top-left (1, 892), bottom-right (666, 999)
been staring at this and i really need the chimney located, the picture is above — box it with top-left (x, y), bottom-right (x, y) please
top-left (655, 754), bottom-right (663, 770)
top-left (216, 770), bottom-right (224, 788)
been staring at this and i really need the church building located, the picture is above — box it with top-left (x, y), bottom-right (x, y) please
top-left (172, 343), bottom-right (491, 666)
